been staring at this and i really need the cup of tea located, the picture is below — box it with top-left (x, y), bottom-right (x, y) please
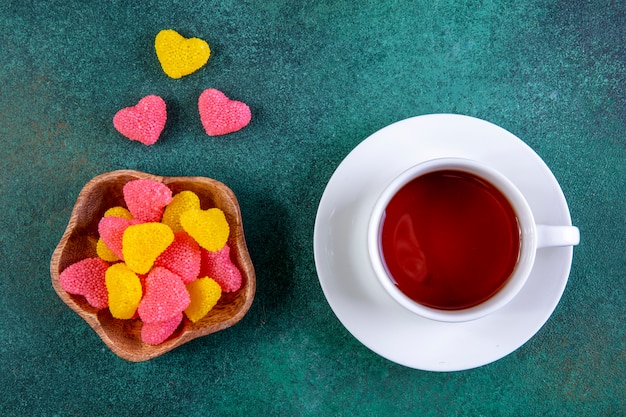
top-left (367, 157), bottom-right (580, 322)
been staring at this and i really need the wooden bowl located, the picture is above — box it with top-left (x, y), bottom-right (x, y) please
top-left (50, 170), bottom-right (255, 362)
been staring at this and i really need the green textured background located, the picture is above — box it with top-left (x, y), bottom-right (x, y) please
top-left (1, 0), bottom-right (624, 415)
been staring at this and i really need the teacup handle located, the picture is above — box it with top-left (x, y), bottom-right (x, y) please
top-left (536, 225), bottom-right (580, 248)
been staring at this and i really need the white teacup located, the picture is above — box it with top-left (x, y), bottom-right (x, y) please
top-left (367, 158), bottom-right (580, 322)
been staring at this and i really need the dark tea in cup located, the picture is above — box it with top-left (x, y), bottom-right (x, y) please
top-left (379, 170), bottom-right (520, 310)
top-left (369, 157), bottom-right (578, 322)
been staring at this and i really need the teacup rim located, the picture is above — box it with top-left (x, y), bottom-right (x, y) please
top-left (367, 157), bottom-right (537, 323)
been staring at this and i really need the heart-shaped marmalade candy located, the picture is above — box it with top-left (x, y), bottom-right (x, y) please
top-left (113, 95), bottom-right (167, 145)
top-left (123, 179), bottom-right (173, 223)
top-left (198, 88), bottom-right (251, 136)
top-left (161, 190), bottom-right (201, 233)
top-left (105, 263), bottom-right (143, 320)
top-left (155, 29), bottom-right (210, 79)
top-left (98, 217), bottom-right (136, 261)
top-left (122, 223), bottom-right (175, 274)
top-left (200, 244), bottom-right (242, 292)
top-left (184, 277), bottom-right (222, 323)
top-left (180, 208), bottom-right (230, 252)
top-left (141, 312), bottom-right (183, 346)
top-left (58, 258), bottom-right (110, 309)
top-left (154, 231), bottom-right (201, 284)
top-left (138, 267), bottom-right (190, 324)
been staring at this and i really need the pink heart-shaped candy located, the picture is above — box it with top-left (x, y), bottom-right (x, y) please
top-left (137, 267), bottom-right (190, 323)
top-left (123, 179), bottom-right (173, 223)
top-left (141, 312), bottom-right (183, 345)
top-left (198, 89), bottom-right (251, 136)
top-left (199, 244), bottom-right (242, 293)
top-left (98, 217), bottom-right (136, 261)
top-left (154, 232), bottom-right (201, 284)
top-left (59, 258), bottom-right (110, 309)
top-left (113, 95), bottom-right (167, 145)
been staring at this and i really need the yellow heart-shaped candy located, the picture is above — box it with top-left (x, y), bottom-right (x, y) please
top-left (180, 208), bottom-right (229, 252)
top-left (105, 263), bottom-right (143, 320)
top-left (123, 223), bottom-right (174, 274)
top-left (161, 190), bottom-right (201, 232)
top-left (184, 277), bottom-right (222, 323)
top-left (155, 29), bottom-right (210, 79)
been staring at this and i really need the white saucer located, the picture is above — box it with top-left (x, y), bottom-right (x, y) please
top-left (313, 114), bottom-right (576, 372)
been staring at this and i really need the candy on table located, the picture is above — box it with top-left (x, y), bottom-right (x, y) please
top-left (154, 29), bottom-right (211, 79)
top-left (137, 267), bottom-right (190, 324)
top-left (123, 179), bottom-right (173, 222)
top-left (105, 263), bottom-right (143, 320)
top-left (184, 277), bottom-right (222, 323)
top-left (141, 312), bottom-right (183, 345)
top-left (180, 207), bottom-right (230, 252)
top-left (198, 88), bottom-right (251, 136)
top-left (113, 95), bottom-right (167, 146)
top-left (200, 244), bottom-right (242, 293)
top-left (154, 231), bottom-right (201, 284)
top-left (161, 190), bottom-right (201, 233)
top-left (122, 222), bottom-right (175, 275)
top-left (59, 258), bottom-right (110, 309)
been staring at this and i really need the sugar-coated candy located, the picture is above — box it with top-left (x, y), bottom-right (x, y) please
top-left (96, 237), bottom-right (119, 262)
top-left (113, 95), bottom-right (167, 146)
top-left (154, 29), bottom-right (210, 79)
top-left (98, 216), bottom-right (136, 260)
top-left (97, 206), bottom-right (134, 261)
top-left (103, 206), bottom-right (133, 219)
top-left (184, 277), bottom-right (222, 323)
top-left (59, 258), bottom-right (109, 309)
top-left (123, 223), bottom-right (174, 274)
top-left (58, 175), bottom-right (245, 347)
top-left (137, 267), bottom-right (190, 323)
top-left (161, 190), bottom-right (201, 233)
top-left (105, 263), bottom-right (143, 319)
top-left (200, 244), bottom-right (242, 293)
top-left (198, 88), bottom-right (251, 136)
top-left (180, 208), bottom-right (229, 252)
top-left (154, 231), bottom-right (201, 284)
top-left (123, 179), bottom-right (173, 222)
top-left (141, 312), bottom-right (183, 345)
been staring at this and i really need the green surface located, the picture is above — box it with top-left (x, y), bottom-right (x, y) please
top-left (1, 0), bottom-right (624, 415)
